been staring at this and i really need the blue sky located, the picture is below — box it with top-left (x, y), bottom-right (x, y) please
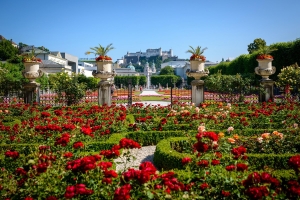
top-left (1, 0), bottom-right (299, 63)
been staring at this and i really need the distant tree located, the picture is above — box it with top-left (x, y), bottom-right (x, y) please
top-left (139, 75), bottom-right (147, 86)
top-left (77, 74), bottom-right (99, 90)
top-left (7, 55), bottom-right (23, 64)
top-left (0, 39), bottom-right (19, 61)
top-left (159, 66), bottom-right (174, 75)
top-left (133, 64), bottom-right (144, 73)
top-left (163, 58), bottom-right (172, 63)
top-left (38, 46), bottom-right (50, 52)
top-left (0, 62), bottom-right (26, 94)
top-left (247, 38), bottom-right (266, 54)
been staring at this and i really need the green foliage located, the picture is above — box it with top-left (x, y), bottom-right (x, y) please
top-left (36, 73), bottom-right (50, 90)
top-left (209, 38), bottom-right (300, 80)
top-left (186, 45), bottom-right (207, 55)
top-left (138, 55), bottom-right (162, 70)
top-left (1, 117), bottom-right (21, 127)
top-left (151, 75), bottom-right (180, 87)
top-left (48, 71), bottom-right (87, 105)
top-left (247, 38), bottom-right (266, 54)
top-left (154, 137), bottom-right (192, 170)
top-left (77, 74), bottom-right (99, 90)
top-left (255, 45), bottom-right (277, 55)
top-left (126, 130), bottom-right (188, 146)
top-left (276, 63), bottom-right (300, 87)
top-left (159, 66), bottom-right (174, 75)
top-left (0, 62), bottom-right (26, 86)
top-left (132, 64), bottom-right (144, 72)
top-left (125, 114), bottom-right (135, 124)
top-left (0, 39), bottom-right (19, 61)
top-left (85, 43), bottom-right (114, 56)
top-left (6, 55), bottom-right (23, 64)
top-left (204, 72), bottom-right (260, 102)
top-left (114, 76), bottom-right (146, 87)
top-left (247, 153), bottom-right (292, 170)
top-left (85, 133), bottom-right (126, 151)
top-left (154, 136), bottom-right (296, 171)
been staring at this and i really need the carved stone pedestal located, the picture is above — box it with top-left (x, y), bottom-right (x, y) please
top-left (191, 80), bottom-right (205, 106)
top-left (22, 62), bottom-right (43, 104)
top-left (97, 80), bottom-right (112, 106)
top-left (186, 60), bottom-right (209, 106)
top-left (92, 68), bottom-right (116, 106)
top-left (255, 58), bottom-right (276, 102)
top-left (23, 82), bottom-right (40, 104)
top-left (259, 80), bottom-right (275, 102)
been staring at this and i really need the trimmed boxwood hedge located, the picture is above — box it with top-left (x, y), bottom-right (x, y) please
top-left (154, 137), bottom-right (298, 171)
top-left (125, 130), bottom-right (192, 146)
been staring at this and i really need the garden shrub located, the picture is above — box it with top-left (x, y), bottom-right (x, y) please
top-left (154, 137), bottom-right (300, 171)
top-left (125, 131), bottom-right (191, 146)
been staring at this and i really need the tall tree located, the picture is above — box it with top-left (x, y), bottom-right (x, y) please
top-left (0, 39), bottom-right (19, 61)
top-left (159, 66), bottom-right (174, 75)
top-left (247, 38), bottom-right (266, 54)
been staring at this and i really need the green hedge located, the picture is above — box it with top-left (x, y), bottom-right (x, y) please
top-left (125, 131), bottom-right (191, 146)
top-left (85, 133), bottom-right (126, 151)
top-left (154, 137), bottom-right (299, 171)
top-left (208, 38), bottom-right (300, 80)
top-left (154, 137), bottom-right (191, 170)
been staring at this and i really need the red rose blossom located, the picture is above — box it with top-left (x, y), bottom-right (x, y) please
top-left (182, 157), bottom-right (192, 165)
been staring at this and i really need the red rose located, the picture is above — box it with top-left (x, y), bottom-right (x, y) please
top-left (289, 155), bottom-right (300, 172)
top-left (73, 141), bottom-right (84, 149)
top-left (200, 183), bottom-right (209, 190)
top-left (225, 165), bottom-right (235, 171)
top-left (236, 163), bottom-right (248, 172)
top-left (193, 141), bottom-right (209, 153)
top-left (261, 172), bottom-right (272, 183)
top-left (102, 177), bottom-right (112, 184)
top-left (104, 170), bottom-right (118, 178)
top-left (222, 190), bottom-right (231, 197)
top-left (64, 152), bottom-right (73, 158)
top-left (139, 161), bottom-right (157, 174)
top-left (182, 157), bottom-right (192, 165)
top-left (197, 160), bottom-right (209, 167)
top-left (211, 159), bottom-right (220, 166)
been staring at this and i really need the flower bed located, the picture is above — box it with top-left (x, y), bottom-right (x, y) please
top-left (0, 101), bottom-right (300, 199)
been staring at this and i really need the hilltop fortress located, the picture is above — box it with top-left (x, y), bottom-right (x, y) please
top-left (124, 47), bottom-right (177, 65)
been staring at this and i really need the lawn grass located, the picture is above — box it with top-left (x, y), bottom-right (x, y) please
top-left (140, 96), bottom-right (166, 101)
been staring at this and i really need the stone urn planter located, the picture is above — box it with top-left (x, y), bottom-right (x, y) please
top-left (93, 60), bottom-right (115, 81)
top-left (190, 59), bottom-right (205, 72)
top-left (255, 58), bottom-right (276, 80)
top-left (22, 62), bottom-right (43, 83)
top-left (96, 60), bottom-right (113, 72)
top-left (187, 59), bottom-right (209, 80)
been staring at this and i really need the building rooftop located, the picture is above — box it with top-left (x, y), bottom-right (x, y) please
top-left (126, 62), bottom-right (135, 71)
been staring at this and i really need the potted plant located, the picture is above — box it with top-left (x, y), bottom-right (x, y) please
top-left (21, 49), bottom-right (43, 83)
top-left (85, 43), bottom-right (114, 72)
top-left (186, 46), bottom-right (207, 72)
top-left (255, 46), bottom-right (277, 80)
top-left (256, 46), bottom-right (277, 69)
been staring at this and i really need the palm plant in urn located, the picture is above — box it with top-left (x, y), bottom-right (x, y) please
top-left (21, 49), bottom-right (43, 83)
top-left (186, 46), bottom-right (209, 80)
top-left (186, 45), bottom-right (207, 72)
top-left (85, 43), bottom-right (114, 73)
top-left (255, 46), bottom-right (277, 80)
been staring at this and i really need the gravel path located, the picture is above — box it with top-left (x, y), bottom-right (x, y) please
top-left (114, 146), bottom-right (156, 172)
